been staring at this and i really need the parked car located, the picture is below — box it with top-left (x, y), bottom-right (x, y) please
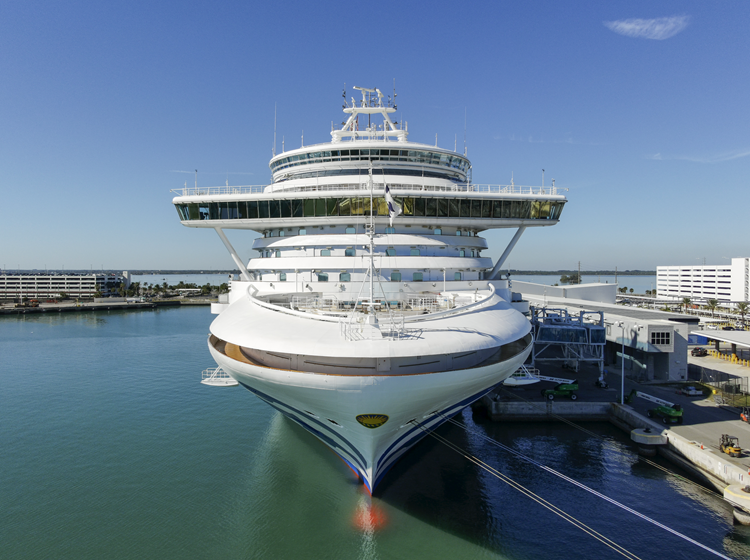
top-left (691, 347), bottom-right (708, 357)
top-left (678, 386), bottom-right (703, 397)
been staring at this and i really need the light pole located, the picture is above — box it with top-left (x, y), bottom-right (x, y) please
top-left (617, 321), bottom-right (626, 404)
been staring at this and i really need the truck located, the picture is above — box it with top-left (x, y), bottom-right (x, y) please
top-left (625, 390), bottom-right (683, 424)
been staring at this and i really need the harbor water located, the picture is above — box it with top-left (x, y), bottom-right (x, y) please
top-left (2, 306), bottom-right (749, 559)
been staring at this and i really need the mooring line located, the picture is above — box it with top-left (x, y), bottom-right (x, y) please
top-left (411, 421), bottom-right (643, 560)
top-left (431, 413), bottom-right (733, 560)
top-left (498, 387), bottom-right (716, 496)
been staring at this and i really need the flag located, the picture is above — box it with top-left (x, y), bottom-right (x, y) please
top-left (384, 185), bottom-right (402, 226)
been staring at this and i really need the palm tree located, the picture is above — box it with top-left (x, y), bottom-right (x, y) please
top-left (682, 297), bottom-right (691, 314)
top-left (737, 302), bottom-right (749, 329)
top-left (706, 299), bottom-right (719, 318)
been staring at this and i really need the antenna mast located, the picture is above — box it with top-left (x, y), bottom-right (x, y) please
top-left (273, 103), bottom-right (277, 156)
top-left (463, 107), bottom-right (467, 156)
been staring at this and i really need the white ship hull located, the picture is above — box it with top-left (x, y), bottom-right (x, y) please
top-left (172, 83), bottom-right (566, 491)
top-left (209, 332), bottom-right (531, 491)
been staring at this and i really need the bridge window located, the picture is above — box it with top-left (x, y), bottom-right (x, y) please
top-left (178, 195), bottom-right (563, 223)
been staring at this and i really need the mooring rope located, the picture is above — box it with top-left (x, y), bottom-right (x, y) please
top-left (498, 387), bottom-right (720, 497)
top-left (411, 420), bottom-right (643, 560)
top-left (424, 411), bottom-right (733, 560)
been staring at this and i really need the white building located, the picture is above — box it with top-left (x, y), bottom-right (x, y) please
top-left (657, 258), bottom-right (750, 304)
top-left (0, 274), bottom-right (123, 300)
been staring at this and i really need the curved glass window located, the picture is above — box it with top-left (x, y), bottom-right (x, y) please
top-left (269, 149), bottom-right (470, 176)
top-left (176, 197), bottom-right (564, 223)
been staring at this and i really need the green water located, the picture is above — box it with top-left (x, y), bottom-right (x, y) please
top-left (2, 307), bottom-right (749, 559)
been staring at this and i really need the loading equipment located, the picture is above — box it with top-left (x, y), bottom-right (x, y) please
top-left (625, 390), bottom-right (683, 425)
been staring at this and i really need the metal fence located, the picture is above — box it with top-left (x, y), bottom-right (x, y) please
top-left (697, 369), bottom-right (750, 407)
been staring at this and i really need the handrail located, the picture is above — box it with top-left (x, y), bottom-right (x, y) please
top-left (244, 283), bottom-right (498, 325)
top-left (171, 183), bottom-right (564, 198)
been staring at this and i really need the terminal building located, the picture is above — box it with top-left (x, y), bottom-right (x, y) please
top-left (515, 281), bottom-right (698, 382)
top-left (656, 257), bottom-right (750, 305)
top-left (0, 273), bottom-right (123, 300)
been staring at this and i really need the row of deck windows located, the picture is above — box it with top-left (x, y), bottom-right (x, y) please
top-left (175, 197), bottom-right (564, 221)
top-left (263, 227), bottom-right (477, 237)
top-left (270, 149), bottom-right (471, 174)
top-left (265, 271), bottom-right (463, 282)
top-left (260, 247), bottom-right (479, 258)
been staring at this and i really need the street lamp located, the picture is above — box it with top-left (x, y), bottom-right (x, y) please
top-left (616, 321), bottom-right (626, 404)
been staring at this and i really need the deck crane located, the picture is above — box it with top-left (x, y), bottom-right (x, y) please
top-left (625, 390), bottom-right (683, 424)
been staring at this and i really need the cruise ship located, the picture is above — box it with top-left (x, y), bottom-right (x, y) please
top-left (172, 86), bottom-right (567, 492)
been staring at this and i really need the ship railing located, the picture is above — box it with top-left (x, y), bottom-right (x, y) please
top-left (248, 284), bottom-right (497, 326)
top-left (171, 183), bottom-right (561, 197)
top-left (379, 314), bottom-right (407, 340)
top-left (200, 366), bottom-right (239, 387)
top-left (338, 313), bottom-right (407, 341)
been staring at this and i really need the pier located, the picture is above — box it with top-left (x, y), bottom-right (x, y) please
top-left (477, 352), bottom-right (750, 523)
top-left (0, 299), bottom-right (212, 315)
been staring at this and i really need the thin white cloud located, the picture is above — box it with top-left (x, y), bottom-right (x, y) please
top-left (499, 133), bottom-right (604, 146)
top-left (647, 148), bottom-right (750, 163)
top-left (604, 15), bottom-right (690, 40)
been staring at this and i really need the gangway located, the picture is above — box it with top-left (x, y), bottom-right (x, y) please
top-left (529, 307), bottom-right (606, 373)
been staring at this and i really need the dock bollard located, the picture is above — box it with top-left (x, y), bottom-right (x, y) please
top-left (631, 428), bottom-right (668, 457)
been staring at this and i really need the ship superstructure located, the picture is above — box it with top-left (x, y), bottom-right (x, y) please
top-left (172, 86), bottom-right (567, 492)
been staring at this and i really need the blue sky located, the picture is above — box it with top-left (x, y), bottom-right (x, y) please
top-left (1, 1), bottom-right (748, 272)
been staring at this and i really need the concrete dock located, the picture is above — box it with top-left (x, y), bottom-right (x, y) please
top-left (479, 358), bottom-right (750, 522)
top-left (0, 299), bottom-right (212, 315)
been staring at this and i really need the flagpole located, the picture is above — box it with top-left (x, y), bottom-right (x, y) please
top-left (368, 165), bottom-right (374, 310)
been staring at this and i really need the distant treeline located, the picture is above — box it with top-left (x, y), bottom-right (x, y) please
top-left (508, 270), bottom-right (654, 276)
